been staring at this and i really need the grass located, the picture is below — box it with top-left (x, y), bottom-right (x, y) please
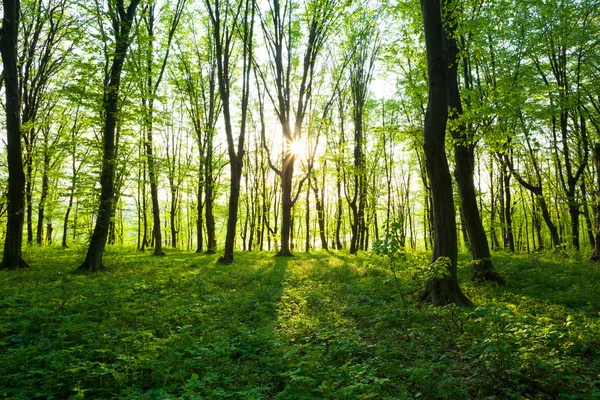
top-left (0, 246), bottom-right (599, 399)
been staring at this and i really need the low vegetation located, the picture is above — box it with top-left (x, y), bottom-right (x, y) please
top-left (1, 247), bottom-right (599, 399)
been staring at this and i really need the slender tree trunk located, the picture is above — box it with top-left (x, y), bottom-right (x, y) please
top-left (26, 159), bottom-right (33, 245)
top-left (170, 187), bottom-right (178, 248)
top-left (63, 188), bottom-right (74, 248)
top-left (444, 13), bottom-right (503, 283)
top-left (581, 180), bottom-right (595, 248)
top-left (205, 132), bottom-right (216, 254)
top-left (305, 176), bottom-right (310, 252)
top-left (590, 143), bottom-right (600, 260)
top-left (0, 0), bottom-right (29, 269)
top-left (196, 177), bottom-right (204, 253)
top-left (311, 174), bottom-right (328, 250)
top-left (36, 139), bottom-right (50, 245)
top-left (78, 0), bottom-right (141, 272)
top-left (279, 155), bottom-right (294, 256)
top-left (419, 0), bottom-right (469, 306)
top-left (503, 162), bottom-right (515, 251)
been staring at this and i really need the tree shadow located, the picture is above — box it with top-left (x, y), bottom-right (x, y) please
top-left (488, 252), bottom-right (600, 312)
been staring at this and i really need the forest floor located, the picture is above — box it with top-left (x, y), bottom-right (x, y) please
top-left (0, 247), bottom-right (599, 399)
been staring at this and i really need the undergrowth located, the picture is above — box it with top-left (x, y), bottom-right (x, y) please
top-left (0, 246), bottom-right (598, 399)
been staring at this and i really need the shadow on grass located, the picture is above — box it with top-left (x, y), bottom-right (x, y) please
top-left (0, 248), bottom-right (290, 399)
top-left (488, 251), bottom-right (600, 311)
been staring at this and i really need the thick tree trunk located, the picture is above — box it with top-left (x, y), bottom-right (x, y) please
top-left (419, 0), bottom-right (469, 306)
top-left (0, 0), bottom-right (29, 269)
top-left (78, 0), bottom-right (140, 272)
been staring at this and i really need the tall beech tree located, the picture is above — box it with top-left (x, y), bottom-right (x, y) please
top-left (443, 1), bottom-right (503, 283)
top-left (136, 0), bottom-right (186, 256)
top-left (78, 0), bottom-right (141, 272)
top-left (205, 0), bottom-right (254, 263)
top-left (0, 0), bottom-right (29, 269)
top-left (174, 19), bottom-right (221, 254)
top-left (19, 0), bottom-right (71, 245)
top-left (346, 14), bottom-right (379, 254)
top-left (419, 0), bottom-right (469, 305)
top-left (257, 0), bottom-right (341, 256)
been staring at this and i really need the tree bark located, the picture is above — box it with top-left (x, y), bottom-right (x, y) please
top-left (78, 0), bottom-right (140, 272)
top-left (419, 0), bottom-right (469, 306)
top-left (0, 0), bottom-right (29, 269)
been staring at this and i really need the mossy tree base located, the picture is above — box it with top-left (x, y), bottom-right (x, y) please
top-left (0, 259), bottom-right (30, 270)
top-left (420, 276), bottom-right (472, 306)
top-left (471, 258), bottom-right (505, 285)
top-left (76, 263), bottom-right (105, 273)
top-left (276, 249), bottom-right (294, 257)
top-left (218, 256), bottom-right (234, 264)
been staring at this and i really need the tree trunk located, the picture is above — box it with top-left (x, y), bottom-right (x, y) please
top-left (589, 144), bottom-right (600, 261)
top-left (62, 190), bottom-right (74, 248)
top-left (502, 161), bottom-right (515, 251)
top-left (278, 155), bottom-right (294, 256)
top-left (0, 0), bottom-right (29, 269)
top-left (311, 174), bottom-right (328, 250)
top-left (580, 180), bottom-right (595, 248)
top-left (444, 13), bottom-right (503, 284)
top-left (305, 176), bottom-right (310, 252)
top-left (147, 123), bottom-right (165, 255)
top-left (419, 0), bottom-right (469, 306)
top-left (37, 140), bottom-right (50, 245)
top-left (78, 0), bottom-right (140, 272)
top-left (205, 132), bottom-right (217, 254)
top-left (26, 159), bottom-right (33, 245)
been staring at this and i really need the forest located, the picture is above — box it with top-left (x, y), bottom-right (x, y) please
top-left (0, 0), bottom-right (599, 398)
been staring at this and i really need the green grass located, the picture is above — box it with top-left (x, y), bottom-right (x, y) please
top-left (0, 247), bottom-right (599, 399)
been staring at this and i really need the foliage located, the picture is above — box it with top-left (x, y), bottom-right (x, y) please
top-left (0, 247), bottom-right (598, 398)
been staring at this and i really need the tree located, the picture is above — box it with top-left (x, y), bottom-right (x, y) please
top-left (78, 0), bottom-right (141, 272)
top-left (590, 143), bottom-right (600, 261)
top-left (18, 0), bottom-right (72, 246)
top-left (62, 107), bottom-right (89, 248)
top-left (174, 17), bottom-right (221, 254)
top-left (0, 0), bottom-right (29, 269)
top-left (443, 0), bottom-right (503, 283)
top-left (136, 0), bottom-right (187, 256)
top-left (257, 0), bottom-right (342, 256)
top-left (419, 0), bottom-right (469, 306)
top-left (345, 13), bottom-right (380, 254)
top-left (205, 0), bottom-right (254, 263)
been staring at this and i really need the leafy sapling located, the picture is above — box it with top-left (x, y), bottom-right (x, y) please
top-left (371, 221), bottom-right (411, 341)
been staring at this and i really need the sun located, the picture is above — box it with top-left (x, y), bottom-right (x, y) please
top-left (287, 139), bottom-right (306, 160)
